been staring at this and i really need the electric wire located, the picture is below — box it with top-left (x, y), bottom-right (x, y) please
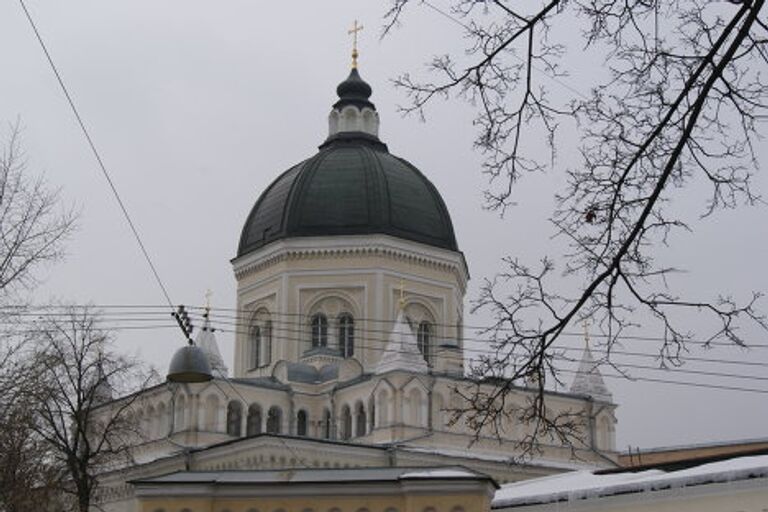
top-left (556, 367), bottom-right (768, 394)
top-left (5, 304), bottom-right (767, 350)
top-left (190, 309), bottom-right (768, 350)
top-left (4, 304), bottom-right (768, 389)
top-left (17, 0), bottom-right (175, 310)
top-left (3, 310), bottom-right (766, 392)
top-left (3, 307), bottom-right (768, 371)
top-left (27, 309), bottom-right (758, 390)
top-left (202, 325), bottom-right (768, 389)
top-left (3, 310), bottom-right (768, 367)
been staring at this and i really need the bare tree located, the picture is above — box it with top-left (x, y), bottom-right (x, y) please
top-left (0, 353), bottom-right (61, 512)
top-left (0, 122), bottom-right (76, 299)
top-left (385, 0), bottom-right (768, 448)
top-left (28, 307), bottom-right (153, 512)
top-left (0, 121), bottom-right (78, 508)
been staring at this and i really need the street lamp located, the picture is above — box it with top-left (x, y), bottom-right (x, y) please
top-left (167, 343), bottom-right (213, 383)
top-left (166, 305), bottom-right (213, 383)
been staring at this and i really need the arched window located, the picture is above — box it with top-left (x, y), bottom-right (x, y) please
top-left (323, 408), bottom-right (332, 439)
top-left (226, 401), bottom-right (242, 437)
top-left (174, 394), bottom-right (186, 431)
top-left (156, 402), bottom-right (167, 437)
top-left (296, 410), bottom-right (308, 436)
top-left (311, 314), bottom-right (328, 348)
top-left (250, 309), bottom-right (272, 369)
top-left (433, 392), bottom-right (445, 429)
top-left (338, 314), bottom-right (354, 357)
top-left (247, 404), bottom-right (262, 436)
top-left (145, 405), bottom-right (155, 438)
top-left (263, 320), bottom-right (273, 366)
top-left (266, 406), bottom-right (282, 434)
top-left (368, 396), bottom-right (376, 432)
top-left (417, 322), bottom-right (432, 364)
top-left (407, 388), bottom-right (424, 427)
top-left (355, 402), bottom-right (366, 437)
top-left (377, 389), bottom-right (389, 427)
top-left (204, 395), bottom-right (219, 431)
top-left (250, 325), bottom-right (261, 369)
top-left (340, 405), bottom-right (352, 440)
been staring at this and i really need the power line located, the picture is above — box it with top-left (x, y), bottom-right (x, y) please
top-left (4, 308), bottom-right (767, 392)
top-left (7, 303), bottom-right (763, 351)
top-left (189, 310), bottom-right (768, 350)
top-left (202, 325), bottom-right (768, 388)
top-left (17, 0), bottom-right (175, 310)
top-left (4, 304), bottom-right (768, 353)
top-left (5, 318), bottom-right (768, 378)
top-left (4, 307), bottom-right (768, 359)
top-left (557, 367), bottom-right (768, 395)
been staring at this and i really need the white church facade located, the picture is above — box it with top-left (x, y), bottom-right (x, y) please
top-left (95, 63), bottom-right (618, 512)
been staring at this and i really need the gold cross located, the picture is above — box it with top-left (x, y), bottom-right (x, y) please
top-left (348, 19), bottom-right (364, 69)
top-left (582, 320), bottom-right (590, 347)
top-left (398, 279), bottom-right (406, 310)
top-left (205, 289), bottom-right (213, 314)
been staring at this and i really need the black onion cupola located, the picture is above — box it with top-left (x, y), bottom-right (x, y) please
top-left (334, 68), bottom-right (374, 110)
top-left (237, 63), bottom-right (459, 258)
top-left (327, 67), bottom-right (380, 141)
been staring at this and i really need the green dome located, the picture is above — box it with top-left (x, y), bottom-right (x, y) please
top-left (237, 135), bottom-right (459, 257)
top-left (237, 69), bottom-right (459, 258)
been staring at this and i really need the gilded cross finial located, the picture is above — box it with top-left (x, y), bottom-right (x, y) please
top-left (204, 289), bottom-right (213, 316)
top-left (582, 320), bottom-right (590, 348)
top-left (398, 278), bottom-right (406, 310)
top-left (348, 19), bottom-right (364, 69)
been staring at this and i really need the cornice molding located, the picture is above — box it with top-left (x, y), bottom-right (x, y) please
top-left (232, 235), bottom-right (469, 291)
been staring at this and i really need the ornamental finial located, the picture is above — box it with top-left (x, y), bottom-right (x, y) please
top-left (204, 289), bottom-right (213, 317)
top-left (348, 19), bottom-right (364, 69)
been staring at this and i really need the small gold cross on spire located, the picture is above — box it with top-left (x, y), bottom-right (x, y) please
top-left (398, 278), bottom-right (406, 310)
top-left (204, 288), bottom-right (213, 316)
top-left (348, 19), bottom-right (364, 69)
top-left (582, 320), bottom-right (591, 348)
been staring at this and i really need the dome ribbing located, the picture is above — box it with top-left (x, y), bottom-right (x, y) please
top-left (236, 68), bottom-right (459, 258)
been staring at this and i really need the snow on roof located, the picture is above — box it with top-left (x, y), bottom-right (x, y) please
top-left (492, 454), bottom-right (768, 509)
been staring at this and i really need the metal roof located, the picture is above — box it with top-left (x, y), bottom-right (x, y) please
top-left (131, 465), bottom-right (494, 486)
top-left (237, 70), bottom-right (459, 258)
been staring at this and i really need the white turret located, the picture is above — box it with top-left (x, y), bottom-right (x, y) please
top-left (570, 340), bottom-right (612, 403)
top-left (376, 310), bottom-right (428, 375)
top-left (195, 311), bottom-right (228, 377)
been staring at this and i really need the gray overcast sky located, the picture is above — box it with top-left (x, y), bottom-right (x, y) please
top-left (1, 1), bottom-right (766, 451)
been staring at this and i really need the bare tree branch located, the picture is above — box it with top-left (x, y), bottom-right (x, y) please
top-left (386, 0), bottom-right (768, 454)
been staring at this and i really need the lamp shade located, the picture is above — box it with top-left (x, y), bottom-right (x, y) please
top-left (167, 344), bottom-right (213, 383)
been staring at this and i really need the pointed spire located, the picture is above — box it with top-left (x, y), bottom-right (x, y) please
top-left (376, 310), bottom-right (428, 375)
top-left (194, 295), bottom-right (229, 377)
top-left (570, 324), bottom-right (612, 402)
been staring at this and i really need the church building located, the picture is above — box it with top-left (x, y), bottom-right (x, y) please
top-left (95, 55), bottom-right (618, 512)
